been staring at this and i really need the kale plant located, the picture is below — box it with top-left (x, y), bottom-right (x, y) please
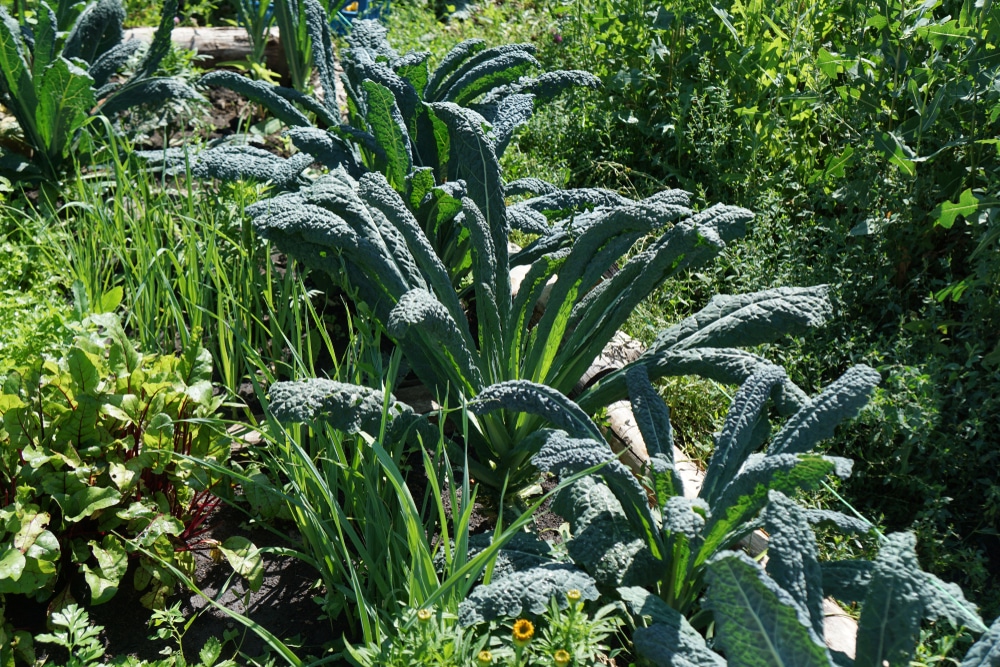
top-left (0, 314), bottom-right (257, 610)
top-left (470, 363), bottom-right (880, 614)
top-left (195, 8), bottom-right (598, 198)
top-left (621, 497), bottom-right (998, 667)
top-left (248, 159), bottom-right (831, 495)
top-left (465, 364), bottom-right (999, 665)
top-left (0, 0), bottom-right (201, 184)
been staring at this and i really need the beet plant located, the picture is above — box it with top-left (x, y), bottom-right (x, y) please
top-left (0, 314), bottom-right (256, 612)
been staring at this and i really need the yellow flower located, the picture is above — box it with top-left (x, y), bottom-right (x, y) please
top-left (476, 650), bottom-right (493, 665)
top-left (417, 608), bottom-right (432, 623)
top-left (554, 649), bottom-right (572, 667)
top-left (566, 589), bottom-right (581, 603)
top-left (512, 618), bottom-right (535, 647)
top-left (345, 1), bottom-right (359, 10)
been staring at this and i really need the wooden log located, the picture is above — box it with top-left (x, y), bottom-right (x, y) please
top-left (122, 26), bottom-right (288, 78)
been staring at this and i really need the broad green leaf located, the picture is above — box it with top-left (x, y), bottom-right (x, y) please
top-left (620, 586), bottom-right (725, 667)
top-left (32, 4), bottom-right (58, 78)
top-left (0, 395), bottom-right (26, 412)
top-left (12, 507), bottom-right (51, 553)
top-left (0, 8), bottom-right (35, 122)
top-left (441, 49), bottom-right (539, 106)
top-left (108, 461), bottom-right (136, 492)
top-left (430, 102), bottom-right (508, 270)
top-left (705, 551), bottom-right (830, 667)
top-left (63, 486), bottom-right (121, 523)
top-left (916, 570), bottom-right (983, 631)
top-left (219, 536), bottom-right (264, 592)
top-left (550, 476), bottom-right (658, 588)
top-left (931, 188), bottom-right (981, 229)
top-left (816, 48), bottom-right (850, 78)
top-left (960, 615), bottom-right (1000, 667)
top-left (654, 286), bottom-right (832, 352)
top-left (199, 71), bottom-right (312, 127)
top-left (856, 533), bottom-right (923, 667)
top-left (821, 560), bottom-right (874, 602)
top-left (0, 549), bottom-right (25, 582)
top-left (424, 38), bottom-right (486, 100)
top-left (35, 57), bottom-right (95, 163)
top-left (769, 364), bottom-right (881, 456)
top-left (387, 288), bottom-right (486, 394)
top-left (916, 19), bottom-right (973, 48)
top-left (396, 51), bottom-right (431, 96)
top-left (699, 454), bottom-right (850, 566)
top-left (457, 563), bottom-right (598, 626)
top-left (133, 514), bottom-right (184, 547)
top-left (625, 365), bottom-right (674, 461)
top-left (822, 145), bottom-right (854, 180)
top-left (763, 491), bottom-right (825, 637)
top-left (143, 413), bottom-right (174, 449)
top-left (462, 198), bottom-right (505, 371)
top-left (185, 380), bottom-right (214, 405)
top-left (874, 132), bottom-right (917, 177)
top-left (362, 79), bottom-right (412, 192)
top-left (178, 338), bottom-right (213, 385)
top-left (0, 526), bottom-right (58, 594)
top-left (359, 171), bottom-right (469, 335)
top-left (244, 471), bottom-right (285, 520)
top-left (701, 366), bottom-right (785, 505)
top-left (83, 535), bottom-right (127, 604)
top-left (67, 346), bottom-right (102, 395)
top-left (476, 382), bottom-right (603, 443)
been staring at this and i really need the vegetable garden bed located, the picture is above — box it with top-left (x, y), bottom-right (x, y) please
top-left (2, 0), bottom-right (999, 664)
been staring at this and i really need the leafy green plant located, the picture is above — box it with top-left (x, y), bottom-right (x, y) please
top-left (621, 497), bottom-right (998, 667)
top-left (0, 313), bottom-right (256, 609)
top-left (195, 12), bottom-right (598, 195)
top-left (31, 145), bottom-right (328, 397)
top-left (248, 158), bottom-right (832, 494)
top-left (34, 601), bottom-right (239, 666)
top-left (530, 0), bottom-right (1000, 613)
top-left (35, 603), bottom-right (106, 667)
top-left (238, 321), bottom-right (621, 649)
top-left (460, 362), bottom-right (999, 664)
top-left (465, 363), bottom-right (881, 619)
top-left (345, 606), bottom-right (492, 667)
top-left (0, 0), bottom-right (201, 184)
top-left (235, 0), bottom-right (276, 69)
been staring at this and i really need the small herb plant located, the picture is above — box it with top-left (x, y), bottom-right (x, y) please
top-left (0, 0), bottom-right (200, 184)
top-left (0, 313), bottom-right (256, 610)
top-left (35, 601), bottom-right (238, 666)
